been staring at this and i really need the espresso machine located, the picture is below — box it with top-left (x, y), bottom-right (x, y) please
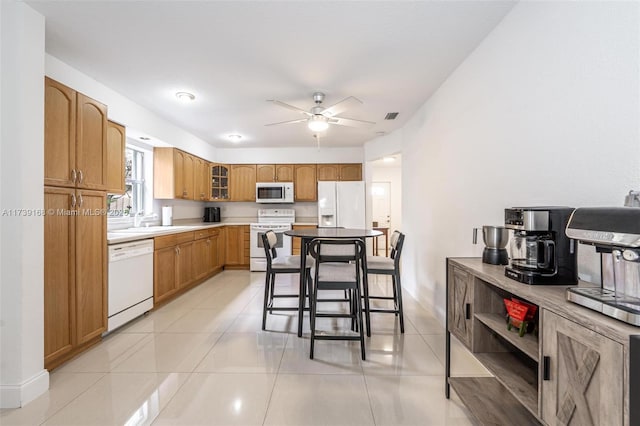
top-left (504, 207), bottom-right (577, 285)
top-left (565, 207), bottom-right (640, 326)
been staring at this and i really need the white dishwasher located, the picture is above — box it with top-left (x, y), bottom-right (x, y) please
top-left (108, 239), bottom-right (154, 332)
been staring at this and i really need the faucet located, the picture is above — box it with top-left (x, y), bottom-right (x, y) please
top-left (134, 211), bottom-right (144, 228)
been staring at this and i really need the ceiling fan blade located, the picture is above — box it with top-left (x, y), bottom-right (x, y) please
top-left (320, 96), bottom-right (362, 117)
top-left (329, 116), bottom-right (375, 128)
top-left (264, 118), bottom-right (308, 127)
top-left (268, 100), bottom-right (312, 116)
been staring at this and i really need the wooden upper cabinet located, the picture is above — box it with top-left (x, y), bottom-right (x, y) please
top-left (294, 164), bottom-right (317, 201)
top-left (339, 164), bottom-right (362, 181)
top-left (256, 164), bottom-right (294, 182)
top-left (230, 164), bottom-right (256, 201)
top-left (211, 164), bottom-right (230, 201)
top-left (182, 152), bottom-right (195, 200)
top-left (105, 121), bottom-right (125, 194)
top-left (154, 148), bottom-right (204, 200)
top-left (45, 78), bottom-right (76, 188)
top-left (317, 163), bottom-right (362, 181)
top-left (194, 157), bottom-right (209, 201)
top-left (76, 93), bottom-right (107, 190)
top-left (317, 164), bottom-right (339, 181)
top-left (256, 164), bottom-right (276, 182)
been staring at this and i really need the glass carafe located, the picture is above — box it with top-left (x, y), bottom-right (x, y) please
top-left (509, 233), bottom-right (556, 272)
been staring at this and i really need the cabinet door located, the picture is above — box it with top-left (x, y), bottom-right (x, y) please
top-left (230, 165), bottom-right (257, 201)
top-left (447, 265), bottom-right (473, 349)
top-left (193, 157), bottom-right (209, 201)
top-left (211, 164), bottom-right (230, 201)
top-left (75, 189), bottom-right (107, 344)
top-left (317, 164), bottom-right (339, 181)
top-left (183, 153), bottom-right (195, 200)
top-left (154, 246), bottom-right (177, 304)
top-left (44, 78), bottom-right (76, 188)
top-left (339, 164), bottom-right (362, 181)
top-left (291, 225), bottom-right (316, 255)
top-left (243, 225), bottom-right (250, 265)
top-left (44, 187), bottom-right (76, 367)
top-left (225, 226), bottom-right (244, 265)
top-left (256, 164), bottom-right (276, 182)
top-left (211, 233), bottom-right (221, 270)
top-left (275, 164), bottom-right (294, 182)
top-left (106, 121), bottom-right (125, 194)
top-left (173, 150), bottom-right (185, 198)
top-left (176, 241), bottom-right (195, 288)
top-left (76, 93), bottom-right (107, 190)
top-left (542, 310), bottom-right (623, 426)
top-left (193, 237), bottom-right (209, 280)
top-left (294, 164), bottom-right (317, 201)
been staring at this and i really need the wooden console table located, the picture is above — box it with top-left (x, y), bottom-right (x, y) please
top-left (372, 227), bottom-right (389, 256)
top-left (445, 257), bottom-right (639, 426)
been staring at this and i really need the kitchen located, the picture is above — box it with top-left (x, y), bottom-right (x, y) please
top-left (2, 1), bottom-right (640, 425)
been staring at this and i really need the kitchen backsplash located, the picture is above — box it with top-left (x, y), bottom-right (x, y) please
top-left (206, 201), bottom-right (317, 220)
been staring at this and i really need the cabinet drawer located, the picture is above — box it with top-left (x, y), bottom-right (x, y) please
top-left (155, 234), bottom-right (178, 250)
top-left (195, 230), bottom-right (209, 240)
top-left (176, 231), bottom-right (195, 244)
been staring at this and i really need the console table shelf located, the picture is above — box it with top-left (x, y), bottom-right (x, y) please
top-left (475, 313), bottom-right (539, 361)
top-left (446, 257), bottom-right (639, 426)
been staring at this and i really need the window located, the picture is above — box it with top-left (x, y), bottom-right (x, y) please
top-left (108, 147), bottom-right (145, 216)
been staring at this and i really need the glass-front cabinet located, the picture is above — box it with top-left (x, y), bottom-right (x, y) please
top-left (211, 163), bottom-right (230, 201)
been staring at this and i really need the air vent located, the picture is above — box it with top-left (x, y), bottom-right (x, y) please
top-left (384, 112), bottom-right (399, 120)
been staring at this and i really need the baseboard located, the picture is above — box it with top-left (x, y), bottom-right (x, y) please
top-left (0, 369), bottom-right (49, 408)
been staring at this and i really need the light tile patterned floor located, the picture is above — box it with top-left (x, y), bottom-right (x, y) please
top-left (1, 270), bottom-right (486, 425)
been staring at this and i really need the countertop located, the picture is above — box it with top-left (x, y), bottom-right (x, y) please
top-left (107, 217), bottom-right (318, 244)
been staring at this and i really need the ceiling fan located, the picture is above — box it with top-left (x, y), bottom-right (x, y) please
top-left (265, 92), bottom-right (375, 132)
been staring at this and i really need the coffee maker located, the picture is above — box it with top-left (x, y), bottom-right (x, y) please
top-left (566, 207), bottom-right (640, 326)
top-left (504, 207), bottom-right (577, 285)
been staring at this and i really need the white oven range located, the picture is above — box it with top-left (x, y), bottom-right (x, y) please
top-left (250, 209), bottom-right (295, 272)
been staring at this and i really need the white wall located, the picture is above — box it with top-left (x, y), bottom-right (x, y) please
top-left (0, 1), bottom-right (49, 408)
top-left (45, 55), bottom-right (216, 161)
top-left (373, 1), bottom-right (640, 322)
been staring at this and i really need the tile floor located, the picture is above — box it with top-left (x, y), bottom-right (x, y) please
top-left (1, 270), bottom-right (488, 426)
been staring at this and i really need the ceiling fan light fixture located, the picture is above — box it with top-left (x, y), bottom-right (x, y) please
top-left (307, 115), bottom-right (329, 132)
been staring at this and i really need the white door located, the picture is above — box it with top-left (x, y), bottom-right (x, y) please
top-left (371, 182), bottom-right (391, 228)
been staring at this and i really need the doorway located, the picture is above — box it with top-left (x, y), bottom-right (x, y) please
top-left (370, 155), bottom-right (402, 256)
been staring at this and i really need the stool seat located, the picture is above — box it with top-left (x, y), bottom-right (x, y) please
top-left (273, 255), bottom-right (315, 269)
top-left (366, 256), bottom-right (394, 270)
top-left (313, 262), bottom-right (357, 281)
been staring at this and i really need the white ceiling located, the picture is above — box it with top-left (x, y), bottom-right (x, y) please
top-left (27, 0), bottom-right (515, 148)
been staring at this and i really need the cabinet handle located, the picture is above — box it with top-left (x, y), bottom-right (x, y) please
top-left (71, 169), bottom-right (77, 183)
top-left (71, 193), bottom-right (76, 208)
top-left (543, 356), bottom-right (551, 380)
top-left (175, 247), bottom-right (179, 255)
top-left (78, 169), bottom-right (84, 184)
top-left (465, 303), bottom-right (471, 320)
top-left (78, 193), bottom-right (84, 208)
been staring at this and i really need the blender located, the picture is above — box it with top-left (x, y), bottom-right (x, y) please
top-left (473, 226), bottom-right (509, 265)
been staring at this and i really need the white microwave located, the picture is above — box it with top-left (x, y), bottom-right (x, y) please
top-left (256, 182), bottom-right (294, 203)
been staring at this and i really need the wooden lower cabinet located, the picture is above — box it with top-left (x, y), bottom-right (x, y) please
top-left (154, 246), bottom-right (178, 305)
top-left (44, 187), bottom-right (106, 370)
top-left (225, 225), bottom-right (250, 268)
top-left (542, 310), bottom-right (624, 426)
top-left (153, 228), bottom-right (224, 306)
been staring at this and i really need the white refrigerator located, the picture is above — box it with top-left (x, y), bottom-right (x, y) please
top-left (317, 181), bottom-right (366, 228)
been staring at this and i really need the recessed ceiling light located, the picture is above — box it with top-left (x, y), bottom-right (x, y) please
top-left (227, 134), bottom-right (242, 142)
top-left (139, 136), bottom-right (151, 141)
top-left (383, 156), bottom-right (395, 163)
top-left (175, 91), bottom-right (195, 102)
